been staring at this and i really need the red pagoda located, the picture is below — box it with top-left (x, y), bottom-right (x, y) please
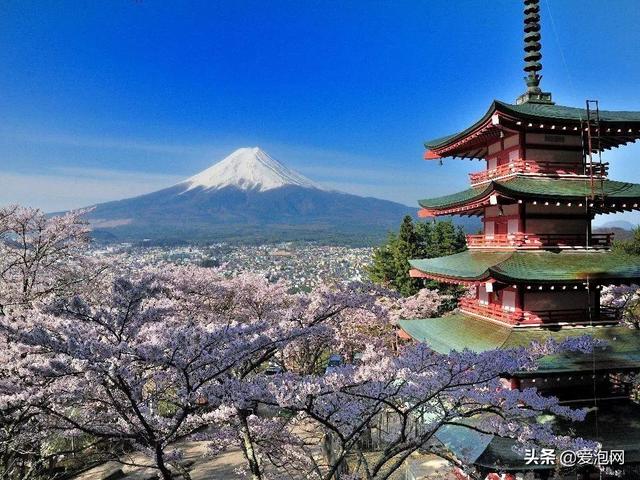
top-left (399, 1), bottom-right (640, 478)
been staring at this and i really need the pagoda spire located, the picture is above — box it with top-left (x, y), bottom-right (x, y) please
top-left (516, 0), bottom-right (553, 105)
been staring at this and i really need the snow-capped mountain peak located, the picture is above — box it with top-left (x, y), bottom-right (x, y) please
top-left (184, 147), bottom-right (322, 192)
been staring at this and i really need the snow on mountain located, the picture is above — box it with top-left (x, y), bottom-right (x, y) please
top-left (83, 146), bottom-right (455, 244)
top-left (183, 147), bottom-right (323, 192)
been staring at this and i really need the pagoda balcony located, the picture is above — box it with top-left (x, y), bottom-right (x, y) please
top-left (465, 232), bottom-right (613, 250)
top-left (468, 159), bottom-right (609, 186)
top-left (458, 297), bottom-right (622, 326)
top-left (458, 298), bottom-right (523, 325)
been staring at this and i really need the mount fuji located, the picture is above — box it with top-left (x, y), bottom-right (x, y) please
top-left (83, 147), bottom-right (419, 245)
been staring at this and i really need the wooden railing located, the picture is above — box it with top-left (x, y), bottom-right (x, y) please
top-left (465, 232), bottom-right (613, 249)
top-left (469, 159), bottom-right (609, 186)
top-left (469, 161), bottom-right (528, 185)
top-left (466, 233), bottom-right (531, 248)
top-left (458, 298), bottom-right (523, 325)
top-left (458, 298), bottom-right (622, 326)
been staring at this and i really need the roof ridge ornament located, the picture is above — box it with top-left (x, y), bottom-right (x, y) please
top-left (516, 0), bottom-right (554, 105)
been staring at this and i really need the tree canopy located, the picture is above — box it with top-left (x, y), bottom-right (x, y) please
top-left (613, 226), bottom-right (640, 256)
top-left (367, 215), bottom-right (467, 296)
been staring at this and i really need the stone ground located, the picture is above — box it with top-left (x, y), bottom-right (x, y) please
top-left (72, 442), bottom-right (455, 480)
top-left (72, 442), bottom-right (245, 480)
top-left (404, 453), bottom-right (458, 480)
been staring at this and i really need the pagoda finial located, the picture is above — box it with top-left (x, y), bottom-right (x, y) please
top-left (516, 0), bottom-right (553, 104)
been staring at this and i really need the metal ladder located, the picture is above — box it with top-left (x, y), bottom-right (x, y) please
top-left (585, 99), bottom-right (605, 200)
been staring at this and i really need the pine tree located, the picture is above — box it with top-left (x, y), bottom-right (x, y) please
top-left (367, 232), bottom-right (398, 287)
top-left (423, 220), bottom-right (466, 258)
top-left (368, 216), bottom-right (467, 297)
top-left (614, 226), bottom-right (640, 256)
top-left (392, 216), bottom-right (425, 296)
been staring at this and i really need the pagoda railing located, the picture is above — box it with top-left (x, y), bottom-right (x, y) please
top-left (458, 298), bottom-right (622, 326)
top-left (469, 159), bottom-right (609, 186)
top-left (458, 298), bottom-right (523, 325)
top-left (465, 232), bottom-right (613, 249)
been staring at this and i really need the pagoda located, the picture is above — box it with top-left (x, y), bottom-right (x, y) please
top-left (398, 1), bottom-right (640, 478)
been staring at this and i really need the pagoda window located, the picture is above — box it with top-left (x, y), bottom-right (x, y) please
top-left (497, 140), bottom-right (520, 167)
top-left (494, 218), bottom-right (508, 235)
top-left (526, 147), bottom-right (582, 165)
top-left (507, 218), bottom-right (520, 234)
top-left (484, 205), bottom-right (523, 237)
top-left (484, 220), bottom-right (495, 237)
top-left (498, 147), bottom-right (519, 166)
top-left (502, 289), bottom-right (517, 312)
top-left (503, 134), bottom-right (519, 150)
top-left (486, 139), bottom-right (521, 171)
top-left (525, 132), bottom-right (582, 148)
top-left (484, 220), bottom-right (496, 239)
top-left (487, 140), bottom-right (502, 156)
top-left (478, 284), bottom-right (490, 305)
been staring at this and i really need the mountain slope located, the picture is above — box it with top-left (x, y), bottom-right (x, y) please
top-left (84, 147), bottom-right (478, 245)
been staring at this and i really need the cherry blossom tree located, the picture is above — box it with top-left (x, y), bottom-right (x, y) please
top-left (0, 207), bottom-right (596, 480)
top-left (0, 205), bottom-right (99, 479)
top-left (601, 284), bottom-right (640, 328)
top-left (10, 271), bottom-right (600, 479)
top-left (215, 338), bottom-right (596, 480)
top-left (386, 286), bottom-right (453, 322)
top-left (0, 264), bottom-right (394, 479)
top-left (0, 205), bottom-right (96, 314)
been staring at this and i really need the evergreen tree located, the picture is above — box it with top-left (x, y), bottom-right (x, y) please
top-left (368, 216), bottom-right (467, 297)
top-left (367, 232), bottom-right (398, 287)
top-left (392, 216), bottom-right (425, 296)
top-left (613, 226), bottom-right (640, 256)
top-left (417, 219), bottom-right (466, 258)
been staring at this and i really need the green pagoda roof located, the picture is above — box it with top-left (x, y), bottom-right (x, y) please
top-left (424, 100), bottom-right (640, 157)
top-left (418, 176), bottom-right (640, 215)
top-left (435, 400), bottom-right (640, 471)
top-left (409, 250), bottom-right (640, 284)
top-left (411, 251), bottom-right (510, 282)
top-left (498, 100), bottom-right (640, 123)
top-left (397, 314), bottom-right (640, 375)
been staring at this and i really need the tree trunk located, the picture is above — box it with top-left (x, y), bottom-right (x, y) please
top-left (322, 432), bottom-right (349, 480)
top-left (238, 409), bottom-right (262, 480)
top-left (155, 444), bottom-right (173, 480)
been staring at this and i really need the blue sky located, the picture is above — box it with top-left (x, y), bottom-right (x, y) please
top-left (1, 0), bottom-right (640, 226)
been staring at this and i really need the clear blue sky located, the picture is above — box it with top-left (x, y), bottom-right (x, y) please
top-left (1, 0), bottom-right (640, 226)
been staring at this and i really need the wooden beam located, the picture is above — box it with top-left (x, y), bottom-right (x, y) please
top-left (409, 268), bottom-right (430, 278)
top-left (418, 208), bottom-right (435, 218)
top-left (525, 143), bottom-right (583, 151)
top-left (424, 150), bottom-right (441, 160)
